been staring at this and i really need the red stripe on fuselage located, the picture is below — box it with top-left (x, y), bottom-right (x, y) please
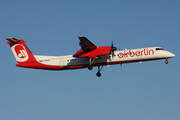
top-left (16, 58), bottom-right (165, 70)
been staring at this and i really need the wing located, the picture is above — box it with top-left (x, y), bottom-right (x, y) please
top-left (78, 36), bottom-right (97, 51)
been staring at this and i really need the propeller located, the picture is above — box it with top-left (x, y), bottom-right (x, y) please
top-left (111, 41), bottom-right (117, 57)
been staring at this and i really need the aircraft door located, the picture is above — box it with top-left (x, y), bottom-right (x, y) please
top-left (59, 59), bottom-right (64, 66)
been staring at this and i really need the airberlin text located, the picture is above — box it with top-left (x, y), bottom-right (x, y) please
top-left (118, 48), bottom-right (154, 58)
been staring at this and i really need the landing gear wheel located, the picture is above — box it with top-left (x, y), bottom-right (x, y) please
top-left (96, 66), bottom-right (103, 77)
top-left (88, 65), bottom-right (93, 70)
top-left (96, 72), bottom-right (101, 77)
top-left (165, 59), bottom-right (168, 64)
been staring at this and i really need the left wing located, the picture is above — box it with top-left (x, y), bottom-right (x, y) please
top-left (78, 36), bottom-right (97, 51)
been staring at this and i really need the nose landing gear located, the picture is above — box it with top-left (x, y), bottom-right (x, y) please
top-left (165, 58), bottom-right (168, 64)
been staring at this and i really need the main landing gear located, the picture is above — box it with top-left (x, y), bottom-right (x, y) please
top-left (87, 57), bottom-right (103, 77)
top-left (88, 58), bottom-right (96, 70)
top-left (88, 65), bottom-right (93, 70)
top-left (88, 65), bottom-right (103, 77)
top-left (96, 66), bottom-right (103, 77)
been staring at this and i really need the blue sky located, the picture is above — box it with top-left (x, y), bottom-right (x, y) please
top-left (0, 0), bottom-right (180, 120)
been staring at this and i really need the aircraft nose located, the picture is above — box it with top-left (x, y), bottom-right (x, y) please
top-left (171, 53), bottom-right (175, 57)
top-left (168, 52), bottom-right (175, 58)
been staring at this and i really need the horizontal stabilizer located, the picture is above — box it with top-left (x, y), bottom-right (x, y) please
top-left (6, 37), bottom-right (20, 43)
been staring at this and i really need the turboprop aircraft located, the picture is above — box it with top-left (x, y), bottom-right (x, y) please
top-left (6, 36), bottom-right (175, 77)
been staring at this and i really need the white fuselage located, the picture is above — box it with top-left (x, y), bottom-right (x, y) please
top-left (33, 47), bottom-right (175, 70)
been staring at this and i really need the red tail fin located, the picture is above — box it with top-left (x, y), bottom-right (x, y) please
top-left (6, 37), bottom-right (37, 65)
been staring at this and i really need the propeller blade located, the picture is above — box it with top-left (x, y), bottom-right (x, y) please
top-left (110, 41), bottom-right (117, 58)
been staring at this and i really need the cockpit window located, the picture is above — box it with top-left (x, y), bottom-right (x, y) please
top-left (156, 48), bottom-right (165, 50)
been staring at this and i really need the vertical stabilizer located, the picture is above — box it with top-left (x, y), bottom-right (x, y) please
top-left (6, 37), bottom-right (37, 65)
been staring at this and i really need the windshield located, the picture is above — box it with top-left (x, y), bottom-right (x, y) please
top-left (156, 48), bottom-right (165, 50)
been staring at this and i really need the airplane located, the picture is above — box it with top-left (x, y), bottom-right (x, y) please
top-left (6, 36), bottom-right (175, 77)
